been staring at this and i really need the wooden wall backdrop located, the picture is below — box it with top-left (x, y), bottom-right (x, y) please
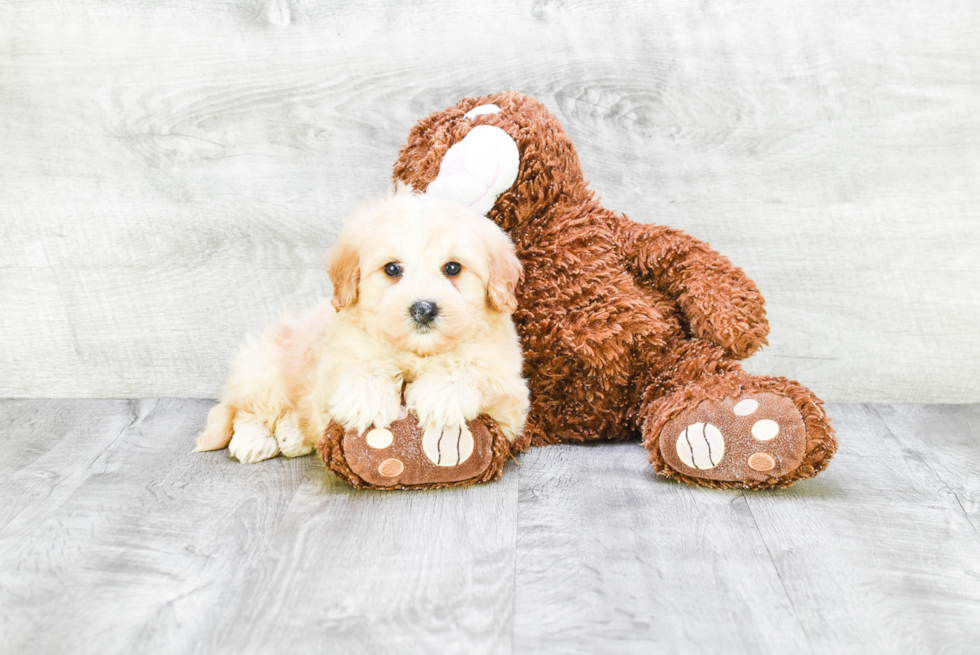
top-left (1, 0), bottom-right (978, 401)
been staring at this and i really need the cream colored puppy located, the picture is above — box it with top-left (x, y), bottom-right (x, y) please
top-left (195, 190), bottom-right (529, 464)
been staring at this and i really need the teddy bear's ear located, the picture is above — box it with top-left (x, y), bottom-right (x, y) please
top-left (426, 125), bottom-right (520, 217)
top-left (484, 226), bottom-right (523, 314)
top-left (326, 237), bottom-right (360, 310)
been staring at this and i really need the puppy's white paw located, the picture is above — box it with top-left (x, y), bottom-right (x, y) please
top-left (407, 376), bottom-right (483, 433)
top-left (422, 423), bottom-right (475, 467)
top-left (275, 412), bottom-right (312, 458)
top-left (229, 418), bottom-right (280, 463)
top-left (328, 374), bottom-right (401, 434)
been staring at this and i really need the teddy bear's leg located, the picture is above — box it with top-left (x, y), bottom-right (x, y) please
top-left (635, 339), bottom-right (837, 489)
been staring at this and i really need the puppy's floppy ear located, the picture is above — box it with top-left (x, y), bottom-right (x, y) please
top-left (326, 236), bottom-right (360, 310)
top-left (484, 226), bottom-right (523, 314)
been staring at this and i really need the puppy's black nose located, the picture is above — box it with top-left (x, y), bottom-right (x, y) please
top-left (410, 300), bottom-right (439, 326)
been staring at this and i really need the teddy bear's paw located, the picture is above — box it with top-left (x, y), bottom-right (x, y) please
top-left (228, 416), bottom-right (280, 464)
top-left (658, 393), bottom-right (807, 482)
top-left (339, 410), bottom-right (497, 487)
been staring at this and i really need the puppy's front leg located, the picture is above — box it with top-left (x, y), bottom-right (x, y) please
top-left (407, 370), bottom-right (484, 432)
top-left (406, 369), bottom-right (486, 467)
top-left (326, 364), bottom-right (403, 435)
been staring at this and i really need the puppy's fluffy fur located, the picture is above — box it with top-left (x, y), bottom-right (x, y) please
top-left (195, 190), bottom-right (529, 464)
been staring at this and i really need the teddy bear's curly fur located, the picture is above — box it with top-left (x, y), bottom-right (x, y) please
top-left (386, 91), bottom-right (836, 489)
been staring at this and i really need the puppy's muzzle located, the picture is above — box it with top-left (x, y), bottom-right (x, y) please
top-left (410, 300), bottom-right (439, 327)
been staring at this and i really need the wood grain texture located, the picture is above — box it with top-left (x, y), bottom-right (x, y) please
top-left (201, 462), bottom-right (520, 655)
top-left (1, 1), bottom-right (979, 401)
top-left (0, 400), bottom-right (979, 652)
top-left (0, 399), bottom-right (310, 655)
top-left (514, 403), bottom-right (980, 653)
top-left (514, 443), bottom-right (812, 653)
top-left (3, 399), bottom-right (980, 652)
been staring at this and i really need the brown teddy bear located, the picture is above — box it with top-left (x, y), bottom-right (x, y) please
top-left (379, 91), bottom-right (837, 490)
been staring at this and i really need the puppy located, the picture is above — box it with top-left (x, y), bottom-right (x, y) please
top-left (195, 189), bottom-right (529, 464)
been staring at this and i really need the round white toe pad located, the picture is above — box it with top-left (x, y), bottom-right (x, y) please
top-left (751, 419), bottom-right (780, 441)
top-left (366, 428), bottom-right (394, 449)
top-left (733, 399), bottom-right (759, 416)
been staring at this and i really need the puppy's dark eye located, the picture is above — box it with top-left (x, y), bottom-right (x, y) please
top-left (384, 262), bottom-right (403, 277)
top-left (443, 261), bottom-right (462, 277)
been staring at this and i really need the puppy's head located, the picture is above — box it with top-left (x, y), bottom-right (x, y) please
top-left (326, 189), bottom-right (522, 356)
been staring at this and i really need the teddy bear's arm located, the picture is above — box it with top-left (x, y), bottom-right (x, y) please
top-left (617, 220), bottom-right (770, 360)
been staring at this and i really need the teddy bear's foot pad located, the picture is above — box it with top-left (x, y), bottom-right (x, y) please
top-left (342, 410), bottom-right (494, 487)
top-left (659, 393), bottom-right (806, 482)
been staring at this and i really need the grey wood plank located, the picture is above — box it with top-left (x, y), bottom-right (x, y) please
top-left (1, 1), bottom-right (979, 401)
top-left (0, 398), bottom-right (135, 476)
top-left (0, 398), bottom-right (310, 655)
top-left (513, 442), bottom-right (812, 654)
top-left (513, 404), bottom-right (980, 654)
top-left (2, 400), bottom-right (980, 653)
top-left (740, 404), bottom-right (980, 654)
top-left (200, 458), bottom-right (521, 655)
top-left (0, 398), bottom-right (519, 655)
top-left (0, 399), bottom-right (142, 529)
top-left (873, 404), bottom-right (980, 548)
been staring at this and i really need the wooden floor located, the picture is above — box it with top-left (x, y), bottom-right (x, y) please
top-left (1, 400), bottom-right (977, 654)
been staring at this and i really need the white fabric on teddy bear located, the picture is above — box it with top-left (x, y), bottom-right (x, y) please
top-left (426, 122), bottom-right (520, 217)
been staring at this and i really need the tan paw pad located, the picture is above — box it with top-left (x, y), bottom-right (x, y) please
top-left (378, 458), bottom-right (404, 477)
top-left (748, 452), bottom-right (776, 472)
